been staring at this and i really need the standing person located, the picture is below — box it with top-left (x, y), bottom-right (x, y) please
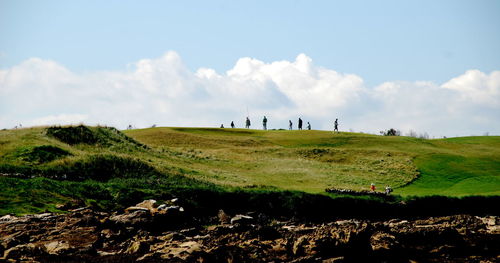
top-left (385, 185), bottom-right (392, 195)
top-left (334, 118), bottom-right (339, 133)
top-left (307, 122), bottom-right (311, 130)
top-left (245, 117), bottom-right (251, 129)
top-left (298, 118), bottom-right (303, 130)
top-left (370, 183), bottom-right (376, 192)
top-left (289, 120), bottom-right (293, 130)
top-left (262, 116), bottom-right (268, 130)
top-left (231, 121), bottom-right (235, 128)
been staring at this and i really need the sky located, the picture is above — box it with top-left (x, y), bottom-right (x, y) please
top-left (1, 0), bottom-right (499, 137)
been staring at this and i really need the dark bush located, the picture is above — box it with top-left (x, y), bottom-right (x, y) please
top-left (0, 154), bottom-right (161, 182)
top-left (17, 145), bottom-right (71, 164)
top-left (46, 125), bottom-right (98, 145)
top-left (381, 128), bottom-right (400, 136)
top-left (63, 154), bottom-right (161, 181)
top-left (45, 125), bottom-right (149, 150)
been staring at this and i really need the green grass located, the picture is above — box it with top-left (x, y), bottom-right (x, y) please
top-left (124, 127), bottom-right (499, 196)
top-left (123, 128), bottom-right (420, 193)
top-left (0, 125), bottom-right (499, 215)
top-left (397, 154), bottom-right (500, 196)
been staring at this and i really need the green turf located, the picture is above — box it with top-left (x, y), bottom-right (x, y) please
top-left (123, 127), bottom-right (499, 196)
top-left (0, 126), bottom-right (499, 215)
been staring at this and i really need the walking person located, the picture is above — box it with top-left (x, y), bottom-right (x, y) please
top-left (298, 118), bottom-right (303, 130)
top-left (289, 120), bottom-right (293, 130)
top-left (262, 116), bottom-right (268, 130)
top-left (307, 122), bottom-right (311, 130)
top-left (334, 118), bottom-right (339, 133)
top-left (245, 117), bottom-right (251, 129)
top-left (231, 121), bottom-right (235, 128)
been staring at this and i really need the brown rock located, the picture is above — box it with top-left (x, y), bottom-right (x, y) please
top-left (124, 206), bottom-right (150, 213)
top-left (322, 256), bottom-right (345, 263)
top-left (0, 215), bottom-right (17, 223)
top-left (125, 239), bottom-right (150, 254)
top-left (3, 243), bottom-right (40, 259)
top-left (1, 232), bottom-right (30, 249)
top-left (109, 210), bottom-right (151, 227)
top-left (161, 232), bottom-right (186, 242)
top-left (370, 231), bottom-right (397, 251)
top-left (43, 240), bottom-right (71, 255)
top-left (218, 209), bottom-right (231, 224)
top-left (135, 200), bottom-right (158, 210)
top-left (230, 214), bottom-right (254, 225)
top-left (293, 236), bottom-right (309, 256)
top-left (142, 241), bottom-right (205, 261)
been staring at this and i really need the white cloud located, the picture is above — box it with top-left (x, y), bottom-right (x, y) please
top-left (29, 114), bottom-right (89, 127)
top-left (442, 69), bottom-right (500, 108)
top-left (0, 51), bottom-right (499, 137)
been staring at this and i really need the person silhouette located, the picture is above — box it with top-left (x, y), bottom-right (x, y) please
top-left (334, 118), bottom-right (339, 133)
top-left (298, 118), bottom-right (303, 130)
top-left (262, 116), bottom-right (267, 130)
top-left (245, 117), bottom-right (251, 129)
top-left (231, 121), bottom-right (235, 128)
top-left (307, 122), bottom-right (311, 130)
top-left (289, 120), bottom-right (293, 130)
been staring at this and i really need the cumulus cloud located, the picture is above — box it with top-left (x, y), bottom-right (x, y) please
top-left (29, 114), bottom-right (89, 126)
top-left (0, 51), bottom-right (499, 137)
top-left (442, 70), bottom-right (500, 108)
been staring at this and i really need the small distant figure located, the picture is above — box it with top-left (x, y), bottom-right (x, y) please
top-left (334, 118), bottom-right (339, 133)
top-left (385, 185), bottom-right (393, 195)
top-left (370, 183), bottom-right (376, 192)
top-left (298, 118), bottom-right (303, 130)
top-left (307, 122), bottom-right (311, 130)
top-left (245, 117), bottom-right (251, 129)
top-left (127, 124), bottom-right (133, 130)
top-left (19, 124), bottom-right (22, 128)
top-left (220, 124), bottom-right (224, 128)
top-left (231, 121), bottom-right (235, 128)
top-left (263, 116), bottom-right (267, 130)
top-left (289, 120), bottom-right (293, 130)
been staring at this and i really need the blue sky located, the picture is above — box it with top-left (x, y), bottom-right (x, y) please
top-left (1, 0), bottom-right (499, 136)
top-left (2, 0), bottom-right (499, 86)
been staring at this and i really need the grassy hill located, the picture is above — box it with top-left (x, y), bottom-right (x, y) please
top-left (123, 127), bottom-right (500, 196)
top-left (1, 125), bottom-right (499, 215)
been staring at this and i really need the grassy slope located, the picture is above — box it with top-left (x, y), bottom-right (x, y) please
top-left (0, 126), bottom-right (499, 215)
top-left (124, 127), bottom-right (500, 196)
top-left (400, 137), bottom-right (500, 196)
top-left (0, 126), bottom-right (219, 214)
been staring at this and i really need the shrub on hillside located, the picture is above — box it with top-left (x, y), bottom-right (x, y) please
top-left (46, 125), bottom-right (99, 145)
top-left (16, 145), bottom-right (71, 164)
top-left (0, 154), bottom-right (161, 181)
top-left (380, 128), bottom-right (401, 136)
top-left (45, 125), bottom-right (149, 149)
top-left (62, 154), bottom-right (161, 181)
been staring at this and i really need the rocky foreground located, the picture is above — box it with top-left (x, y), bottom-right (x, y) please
top-left (1, 200), bottom-right (499, 263)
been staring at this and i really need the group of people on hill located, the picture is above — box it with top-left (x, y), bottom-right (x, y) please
top-left (222, 117), bottom-right (340, 132)
top-left (288, 117), bottom-right (311, 131)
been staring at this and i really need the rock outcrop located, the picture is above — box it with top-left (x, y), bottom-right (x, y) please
top-left (1, 201), bottom-right (499, 262)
